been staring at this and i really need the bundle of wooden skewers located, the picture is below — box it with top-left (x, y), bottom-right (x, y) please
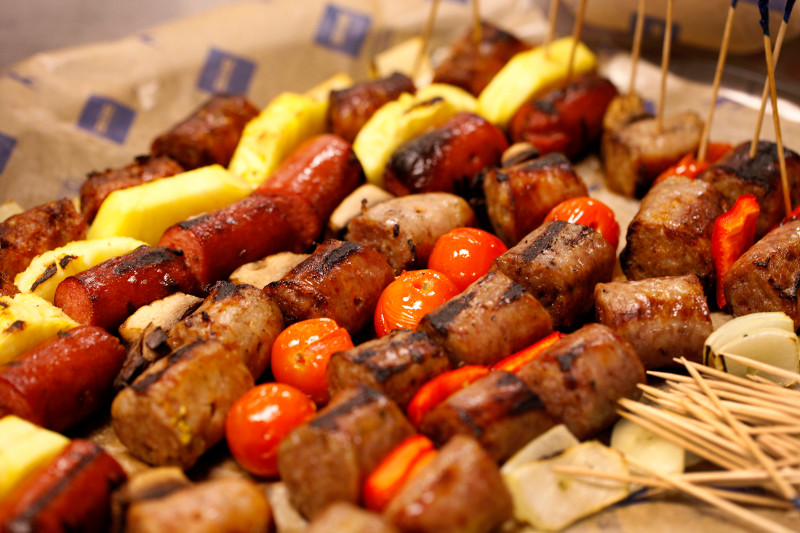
top-left (555, 354), bottom-right (800, 533)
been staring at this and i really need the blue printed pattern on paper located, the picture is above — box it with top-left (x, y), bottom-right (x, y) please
top-left (0, 132), bottom-right (16, 174)
top-left (314, 4), bottom-right (371, 57)
top-left (639, 15), bottom-right (681, 43)
top-left (77, 96), bottom-right (135, 145)
top-left (197, 48), bottom-right (256, 95)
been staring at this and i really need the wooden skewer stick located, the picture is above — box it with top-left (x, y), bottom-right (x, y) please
top-left (656, 0), bottom-right (674, 134)
top-left (762, 36), bottom-right (792, 217)
top-left (628, 0), bottom-right (647, 96)
top-left (544, 0), bottom-right (560, 57)
top-left (626, 458), bottom-right (798, 533)
top-left (565, 0), bottom-right (587, 83)
top-left (750, 0), bottom-right (795, 158)
top-left (413, 0), bottom-right (440, 80)
top-left (697, 0), bottom-right (738, 162)
top-left (717, 352), bottom-right (800, 383)
top-left (681, 357), bottom-right (800, 502)
top-left (471, 0), bottom-right (482, 46)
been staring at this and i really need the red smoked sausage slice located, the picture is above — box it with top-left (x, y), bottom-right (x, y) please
top-left (159, 194), bottom-right (297, 289)
top-left (53, 245), bottom-right (198, 331)
top-left (0, 325), bottom-right (126, 432)
top-left (0, 439), bottom-right (126, 533)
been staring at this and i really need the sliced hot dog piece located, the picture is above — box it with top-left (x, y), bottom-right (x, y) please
top-left (255, 133), bottom-right (365, 227)
top-left (277, 386), bottom-right (415, 519)
top-left (0, 325), bottom-right (126, 432)
top-left (0, 439), bottom-right (127, 533)
top-left (151, 94), bottom-right (259, 170)
top-left (509, 74), bottom-right (618, 160)
top-left (53, 245), bottom-right (198, 331)
top-left (383, 112), bottom-right (508, 196)
top-left (483, 153), bottom-right (588, 246)
top-left (516, 323), bottom-right (645, 439)
top-left (417, 270), bottom-right (553, 367)
top-left (345, 192), bottom-right (476, 274)
top-left (158, 194), bottom-right (297, 290)
top-left (328, 73), bottom-right (416, 143)
top-left (267, 240), bottom-right (395, 335)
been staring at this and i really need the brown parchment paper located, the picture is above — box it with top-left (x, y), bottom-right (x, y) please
top-left (3, 0), bottom-right (800, 531)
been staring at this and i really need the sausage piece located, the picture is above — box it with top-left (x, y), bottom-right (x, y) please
top-left (515, 323), bottom-right (645, 439)
top-left (344, 192), bottom-right (476, 274)
top-left (432, 21), bottom-right (530, 96)
top-left (306, 502), bottom-right (399, 533)
top-left (328, 73), bottom-right (416, 143)
top-left (0, 439), bottom-right (126, 533)
top-left (417, 270), bottom-right (553, 367)
top-left (255, 134), bottom-right (364, 226)
top-left (724, 219), bottom-right (800, 328)
top-left (277, 386), bottom-right (415, 519)
top-left (151, 94), bottom-right (259, 170)
top-left (483, 153), bottom-right (589, 246)
top-left (111, 338), bottom-right (254, 469)
top-left (168, 280), bottom-right (284, 379)
top-left (385, 435), bottom-right (513, 533)
top-left (53, 245), bottom-right (199, 332)
top-left (383, 112), bottom-right (508, 196)
top-left (0, 198), bottom-right (87, 280)
top-left (326, 329), bottom-right (451, 410)
top-left (267, 240), bottom-right (394, 334)
top-left (594, 274), bottom-right (712, 369)
top-left (125, 477), bottom-right (271, 533)
top-left (418, 370), bottom-right (557, 463)
top-left (698, 140), bottom-right (800, 240)
top-left (620, 175), bottom-right (728, 294)
top-left (0, 325), bottom-right (126, 432)
top-left (601, 111), bottom-right (704, 198)
top-left (492, 220), bottom-right (615, 329)
top-left (80, 155), bottom-right (184, 223)
top-left (509, 74), bottom-right (619, 160)
top-left (159, 194), bottom-right (297, 290)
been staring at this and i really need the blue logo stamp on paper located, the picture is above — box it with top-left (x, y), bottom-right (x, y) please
top-left (197, 48), bottom-right (255, 95)
top-left (314, 4), bottom-right (372, 57)
top-left (0, 132), bottom-right (16, 174)
top-left (77, 95), bottom-right (135, 144)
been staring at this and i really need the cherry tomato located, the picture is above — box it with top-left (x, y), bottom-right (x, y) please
top-left (271, 318), bottom-right (354, 405)
top-left (374, 269), bottom-right (460, 337)
top-left (544, 197), bottom-right (620, 250)
top-left (225, 383), bottom-right (316, 477)
top-left (428, 227), bottom-right (508, 292)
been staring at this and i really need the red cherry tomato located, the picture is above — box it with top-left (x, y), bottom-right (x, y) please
top-left (544, 197), bottom-right (620, 250)
top-left (225, 383), bottom-right (316, 477)
top-left (271, 318), bottom-right (354, 405)
top-left (428, 227), bottom-right (508, 292)
top-left (374, 269), bottom-right (460, 337)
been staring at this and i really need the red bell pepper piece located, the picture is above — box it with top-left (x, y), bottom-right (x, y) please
top-left (712, 194), bottom-right (760, 309)
top-left (362, 434), bottom-right (437, 512)
top-left (406, 365), bottom-right (490, 427)
top-left (491, 331), bottom-right (566, 374)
